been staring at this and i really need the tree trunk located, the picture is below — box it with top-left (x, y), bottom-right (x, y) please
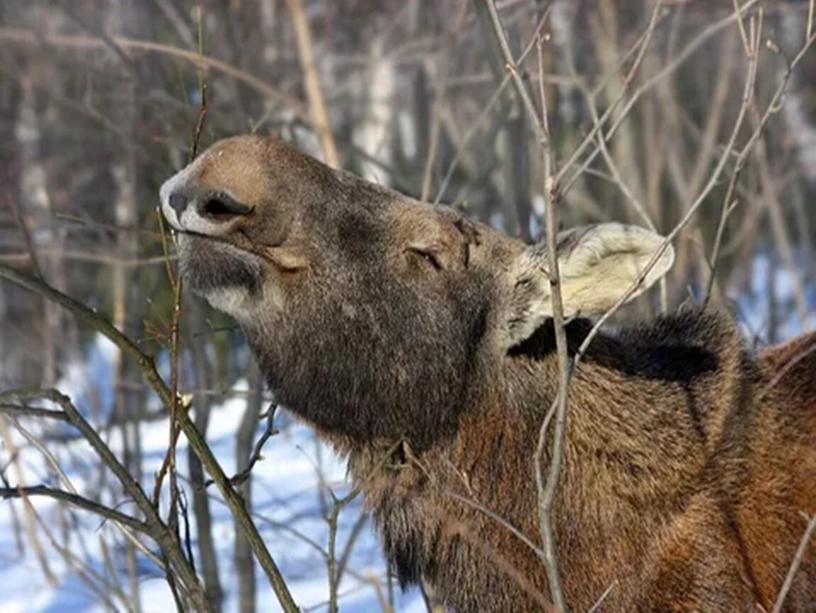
top-left (187, 300), bottom-right (224, 610)
top-left (235, 361), bottom-right (264, 613)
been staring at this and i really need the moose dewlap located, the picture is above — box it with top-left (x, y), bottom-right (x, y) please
top-left (160, 135), bottom-right (816, 611)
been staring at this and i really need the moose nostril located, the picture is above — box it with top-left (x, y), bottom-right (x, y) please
top-left (169, 192), bottom-right (188, 216)
top-left (200, 193), bottom-right (253, 219)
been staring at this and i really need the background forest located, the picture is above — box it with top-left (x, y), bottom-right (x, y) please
top-left (0, 0), bottom-right (814, 611)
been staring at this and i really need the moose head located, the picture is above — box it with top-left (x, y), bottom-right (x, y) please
top-left (160, 135), bottom-right (673, 450)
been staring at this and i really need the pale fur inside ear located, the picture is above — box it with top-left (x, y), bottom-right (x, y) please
top-left (500, 223), bottom-right (674, 349)
top-left (556, 223), bottom-right (674, 316)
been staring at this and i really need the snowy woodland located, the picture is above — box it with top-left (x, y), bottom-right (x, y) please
top-left (0, 0), bottom-right (814, 611)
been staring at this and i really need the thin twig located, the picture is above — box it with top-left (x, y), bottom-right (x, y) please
top-left (0, 250), bottom-right (175, 267)
top-left (334, 510), bottom-right (369, 588)
top-left (285, 0), bottom-right (341, 168)
top-left (0, 266), bottom-right (299, 612)
top-left (445, 491), bottom-right (545, 560)
top-left (481, 0), bottom-right (547, 145)
top-left (732, 0), bottom-right (752, 56)
top-left (216, 403), bottom-right (279, 488)
top-left (326, 441), bottom-right (401, 612)
top-left (155, 5), bottom-right (207, 543)
top-left (480, 1), bottom-right (567, 608)
top-left (0, 388), bottom-right (209, 611)
top-left (574, 12), bottom-right (764, 370)
top-left (0, 485), bottom-right (150, 534)
top-left (587, 581), bottom-right (617, 613)
top-left (772, 515), bottom-right (816, 613)
top-left (0, 28), bottom-right (307, 120)
top-left (434, 8), bottom-right (550, 204)
top-left (705, 30), bottom-right (815, 302)
top-left (189, 5), bottom-right (208, 162)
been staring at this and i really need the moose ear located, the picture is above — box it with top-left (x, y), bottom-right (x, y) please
top-left (501, 223), bottom-right (674, 349)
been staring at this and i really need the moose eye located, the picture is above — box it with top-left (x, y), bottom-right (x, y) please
top-left (406, 247), bottom-right (442, 271)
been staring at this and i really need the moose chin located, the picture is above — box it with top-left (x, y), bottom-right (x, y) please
top-left (161, 134), bottom-right (816, 612)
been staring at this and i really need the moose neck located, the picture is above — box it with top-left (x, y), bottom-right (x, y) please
top-left (356, 309), bottom-right (757, 609)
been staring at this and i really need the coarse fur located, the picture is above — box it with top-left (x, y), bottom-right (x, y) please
top-left (160, 135), bottom-right (816, 611)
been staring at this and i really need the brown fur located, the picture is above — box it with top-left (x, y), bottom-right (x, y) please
top-left (161, 136), bottom-right (816, 611)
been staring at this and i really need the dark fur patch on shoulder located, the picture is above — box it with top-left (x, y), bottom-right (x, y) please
top-left (507, 317), bottom-right (592, 359)
top-left (613, 311), bottom-right (721, 383)
top-left (509, 308), bottom-right (737, 385)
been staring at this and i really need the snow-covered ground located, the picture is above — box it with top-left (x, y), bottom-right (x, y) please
top-left (0, 336), bottom-right (424, 612)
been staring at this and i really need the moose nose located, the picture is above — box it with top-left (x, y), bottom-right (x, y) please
top-left (169, 192), bottom-right (188, 216)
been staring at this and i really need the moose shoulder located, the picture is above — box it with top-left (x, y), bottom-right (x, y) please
top-left (160, 135), bottom-right (816, 611)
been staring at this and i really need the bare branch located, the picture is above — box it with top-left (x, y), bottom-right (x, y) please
top-left (575, 10), bottom-right (765, 369)
top-left (480, 1), bottom-right (568, 608)
top-left (0, 388), bottom-right (208, 610)
top-left (706, 30), bottom-right (815, 303)
top-left (0, 28), bottom-right (307, 122)
top-left (560, 0), bottom-right (759, 195)
top-left (230, 403), bottom-right (279, 488)
top-left (285, 0), bottom-right (341, 168)
top-left (0, 485), bottom-right (150, 534)
top-left (772, 514), bottom-right (816, 613)
top-left (0, 266), bottom-right (299, 613)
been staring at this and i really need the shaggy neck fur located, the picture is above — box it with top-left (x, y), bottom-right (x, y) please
top-left (273, 308), bottom-right (810, 611)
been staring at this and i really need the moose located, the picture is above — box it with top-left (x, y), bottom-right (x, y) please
top-left (160, 135), bottom-right (816, 611)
